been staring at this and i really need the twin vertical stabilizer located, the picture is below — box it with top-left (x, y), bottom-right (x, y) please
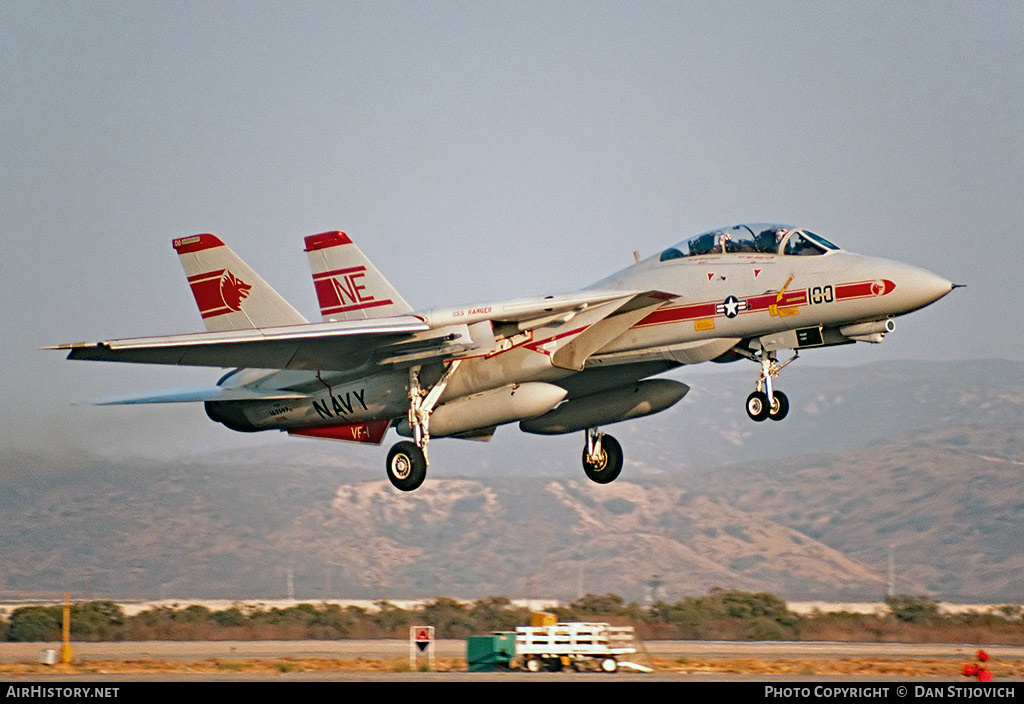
top-left (173, 231), bottom-right (410, 331)
top-left (173, 234), bottom-right (307, 332)
top-left (304, 231), bottom-right (412, 322)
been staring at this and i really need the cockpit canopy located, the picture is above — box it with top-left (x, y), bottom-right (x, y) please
top-left (659, 223), bottom-right (840, 262)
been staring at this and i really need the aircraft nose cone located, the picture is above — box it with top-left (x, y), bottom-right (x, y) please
top-left (903, 266), bottom-right (955, 311)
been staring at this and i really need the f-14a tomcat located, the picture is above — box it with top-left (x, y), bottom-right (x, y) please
top-left (49, 224), bottom-right (955, 491)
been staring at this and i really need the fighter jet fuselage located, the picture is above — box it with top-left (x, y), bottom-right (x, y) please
top-left (51, 223), bottom-right (955, 490)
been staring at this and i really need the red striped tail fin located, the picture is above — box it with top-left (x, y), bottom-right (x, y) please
top-left (304, 231), bottom-right (412, 322)
top-left (173, 234), bottom-right (307, 332)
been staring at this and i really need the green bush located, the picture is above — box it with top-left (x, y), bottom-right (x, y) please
top-left (743, 616), bottom-right (792, 641)
top-left (70, 601), bottom-right (124, 639)
top-left (7, 606), bottom-right (62, 642)
top-left (179, 605), bottom-right (213, 623)
top-left (211, 607), bottom-right (246, 627)
top-left (468, 597), bottom-right (529, 633)
top-left (885, 594), bottom-right (940, 623)
top-left (6, 592), bottom-right (1020, 644)
top-left (372, 601), bottom-right (411, 635)
top-left (418, 598), bottom-right (475, 639)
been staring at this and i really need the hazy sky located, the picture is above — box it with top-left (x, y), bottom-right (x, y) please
top-left (2, 1), bottom-right (1022, 460)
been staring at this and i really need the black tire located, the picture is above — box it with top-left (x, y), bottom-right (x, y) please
top-left (525, 657), bottom-right (543, 673)
top-left (745, 391), bottom-right (770, 422)
top-left (582, 434), bottom-right (623, 484)
top-left (600, 657), bottom-right (618, 673)
top-left (386, 441), bottom-right (427, 491)
top-left (768, 390), bottom-right (790, 421)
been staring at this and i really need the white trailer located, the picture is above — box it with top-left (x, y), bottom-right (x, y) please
top-left (514, 622), bottom-right (638, 672)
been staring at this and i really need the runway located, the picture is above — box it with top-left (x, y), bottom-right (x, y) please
top-left (2, 640), bottom-right (1022, 682)
top-left (4, 639), bottom-right (1023, 661)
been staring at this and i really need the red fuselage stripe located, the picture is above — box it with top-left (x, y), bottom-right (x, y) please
top-left (633, 280), bottom-right (891, 328)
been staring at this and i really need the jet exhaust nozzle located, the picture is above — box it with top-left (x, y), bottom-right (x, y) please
top-left (205, 401), bottom-right (261, 432)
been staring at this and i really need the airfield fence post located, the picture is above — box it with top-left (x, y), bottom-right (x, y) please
top-left (61, 593), bottom-right (73, 667)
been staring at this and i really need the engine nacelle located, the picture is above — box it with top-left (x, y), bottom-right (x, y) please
top-left (205, 401), bottom-right (261, 432)
top-left (396, 382), bottom-right (567, 438)
top-left (519, 378), bottom-right (689, 435)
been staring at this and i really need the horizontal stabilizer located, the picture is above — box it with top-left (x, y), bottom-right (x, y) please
top-left (90, 386), bottom-right (308, 405)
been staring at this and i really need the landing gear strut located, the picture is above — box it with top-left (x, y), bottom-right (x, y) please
top-left (582, 428), bottom-right (623, 484)
top-left (383, 361), bottom-right (462, 491)
top-left (744, 348), bottom-right (797, 422)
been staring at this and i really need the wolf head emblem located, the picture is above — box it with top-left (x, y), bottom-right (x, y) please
top-left (220, 271), bottom-right (252, 311)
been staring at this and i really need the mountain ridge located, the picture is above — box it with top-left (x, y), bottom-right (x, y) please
top-left (1, 359), bottom-right (1020, 602)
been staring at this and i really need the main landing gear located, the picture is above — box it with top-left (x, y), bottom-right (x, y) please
top-left (384, 361), bottom-right (462, 492)
top-left (582, 428), bottom-right (623, 484)
top-left (744, 349), bottom-right (798, 422)
top-left (386, 441), bottom-right (427, 492)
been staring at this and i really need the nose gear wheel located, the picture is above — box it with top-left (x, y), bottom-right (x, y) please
top-left (745, 391), bottom-right (770, 421)
top-left (768, 389), bottom-right (789, 420)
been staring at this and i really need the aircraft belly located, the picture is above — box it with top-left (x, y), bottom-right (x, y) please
top-left (234, 371), bottom-right (408, 430)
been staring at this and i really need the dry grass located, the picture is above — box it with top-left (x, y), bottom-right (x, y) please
top-left (2, 656), bottom-right (1021, 678)
top-left (651, 657), bottom-right (1024, 678)
top-left (0, 657), bottom-right (465, 676)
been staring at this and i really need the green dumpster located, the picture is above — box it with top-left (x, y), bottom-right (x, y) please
top-left (466, 632), bottom-right (516, 672)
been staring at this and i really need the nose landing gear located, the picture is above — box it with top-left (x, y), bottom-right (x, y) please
top-left (745, 388), bottom-right (789, 422)
top-left (744, 348), bottom-right (797, 422)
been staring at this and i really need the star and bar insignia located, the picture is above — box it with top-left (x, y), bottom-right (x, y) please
top-left (716, 295), bottom-right (748, 318)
